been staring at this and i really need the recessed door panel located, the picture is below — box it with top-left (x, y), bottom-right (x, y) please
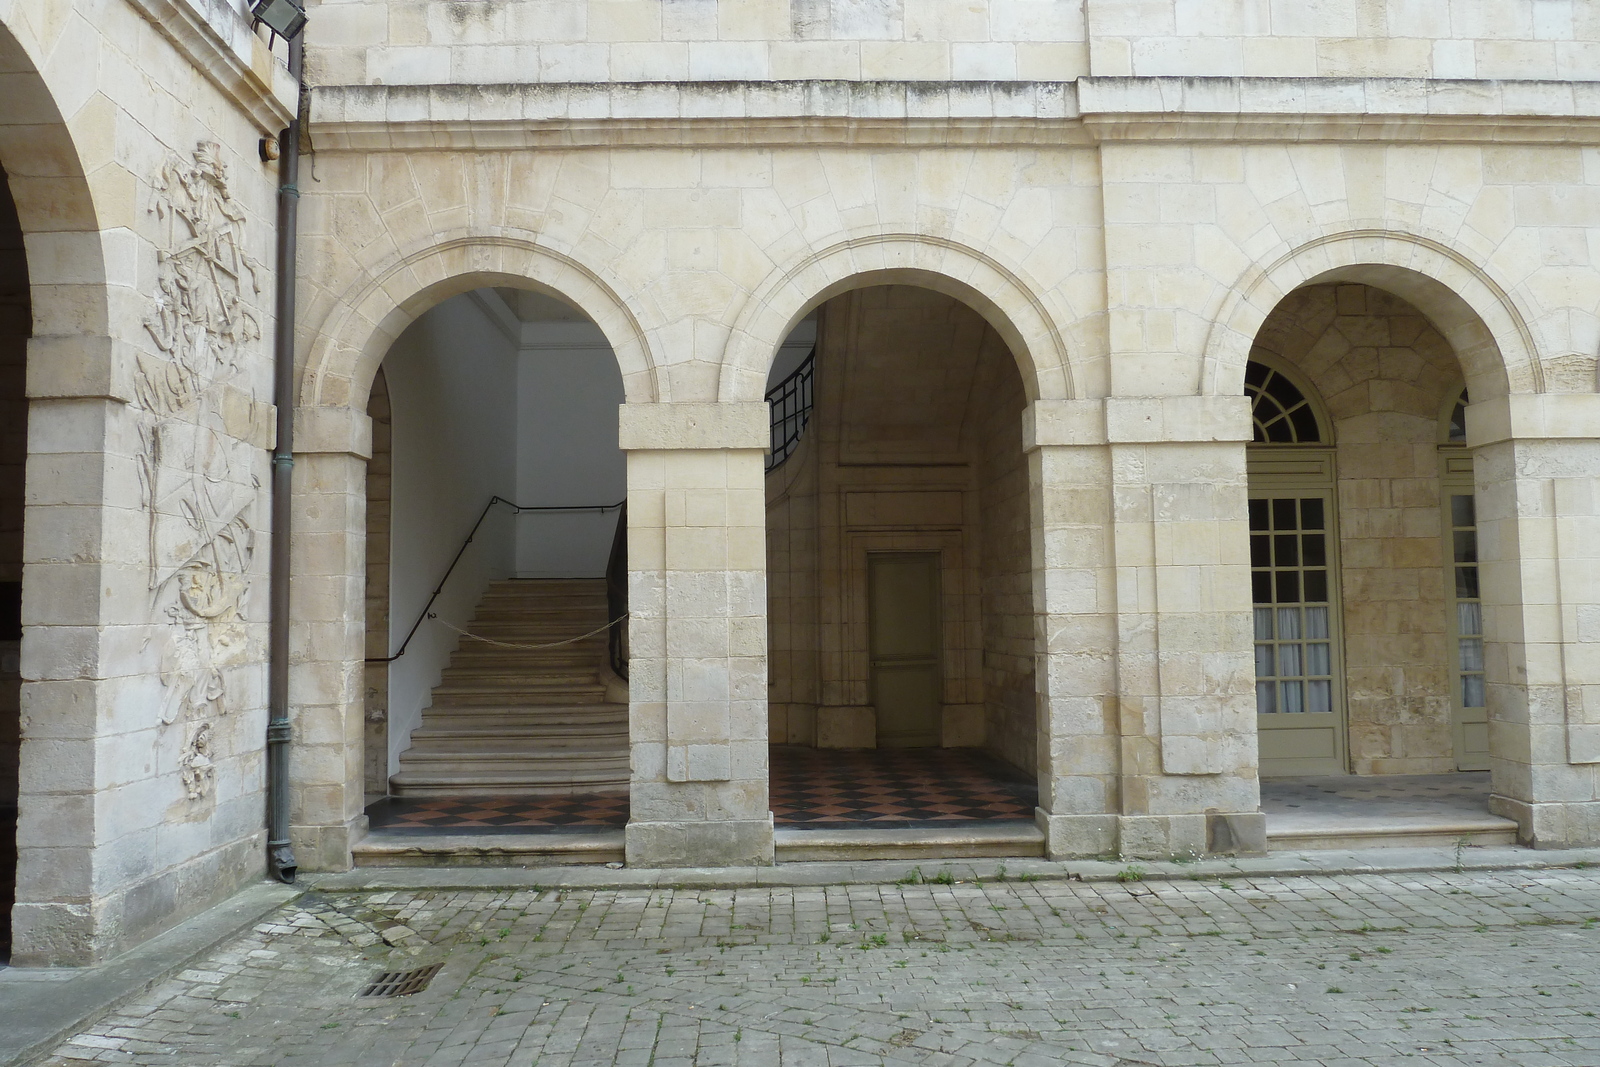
top-left (869, 552), bottom-right (941, 748)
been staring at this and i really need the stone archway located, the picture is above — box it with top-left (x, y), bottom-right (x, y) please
top-left (288, 246), bottom-right (659, 871)
top-left (0, 18), bottom-right (123, 965)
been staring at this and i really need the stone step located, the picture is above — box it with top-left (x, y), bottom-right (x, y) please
top-left (391, 578), bottom-right (626, 798)
top-left (431, 692), bottom-right (610, 708)
top-left (404, 734), bottom-right (626, 752)
top-left (390, 768), bottom-right (630, 796)
top-left (1264, 814), bottom-right (1519, 851)
top-left (774, 822), bottom-right (1046, 862)
top-left (353, 828), bottom-right (625, 867)
top-left (410, 705), bottom-right (626, 724)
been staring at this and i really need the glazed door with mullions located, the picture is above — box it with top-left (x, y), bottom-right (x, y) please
top-left (1251, 493), bottom-right (1347, 776)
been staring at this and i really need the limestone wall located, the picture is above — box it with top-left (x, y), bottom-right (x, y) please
top-left (1252, 284), bottom-right (1465, 774)
top-left (0, 0), bottom-right (294, 964)
top-left (974, 326), bottom-right (1034, 774)
top-left (305, 0), bottom-right (1090, 85)
top-left (1086, 1), bottom-right (1600, 79)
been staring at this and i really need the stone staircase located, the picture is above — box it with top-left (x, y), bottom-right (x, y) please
top-left (388, 579), bottom-right (629, 797)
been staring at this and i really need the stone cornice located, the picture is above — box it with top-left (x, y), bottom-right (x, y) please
top-left (1079, 76), bottom-right (1600, 144)
top-left (309, 76), bottom-right (1600, 150)
top-left (127, 0), bottom-right (296, 132)
top-left (310, 81), bottom-right (1088, 150)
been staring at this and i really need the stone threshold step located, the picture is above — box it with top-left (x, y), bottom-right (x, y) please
top-left (353, 830), bottom-right (625, 867)
top-left (1266, 816), bottom-right (1519, 851)
top-left (775, 822), bottom-right (1046, 862)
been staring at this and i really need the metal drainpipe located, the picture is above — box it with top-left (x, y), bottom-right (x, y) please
top-left (267, 33), bottom-right (305, 885)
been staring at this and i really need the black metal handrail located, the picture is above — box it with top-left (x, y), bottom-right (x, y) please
top-left (366, 495), bottom-right (624, 664)
top-left (605, 501), bottom-right (628, 680)
top-left (766, 345), bottom-right (814, 472)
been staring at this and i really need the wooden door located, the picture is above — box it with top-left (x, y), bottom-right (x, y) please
top-left (868, 552), bottom-right (942, 748)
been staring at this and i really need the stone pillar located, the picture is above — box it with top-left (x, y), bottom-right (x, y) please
top-left (1029, 397), bottom-right (1263, 859)
top-left (619, 403), bottom-right (773, 867)
top-left (1471, 395), bottom-right (1600, 848)
top-left (1026, 402), bottom-right (1120, 857)
top-left (286, 406), bottom-right (372, 871)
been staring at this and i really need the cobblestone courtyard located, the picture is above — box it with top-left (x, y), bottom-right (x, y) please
top-left (29, 865), bottom-right (1600, 1066)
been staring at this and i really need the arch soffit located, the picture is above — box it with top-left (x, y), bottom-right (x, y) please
top-left (302, 234), bottom-right (661, 411)
top-left (0, 19), bottom-right (108, 334)
top-left (1202, 230), bottom-right (1541, 403)
top-left (719, 235), bottom-right (1075, 404)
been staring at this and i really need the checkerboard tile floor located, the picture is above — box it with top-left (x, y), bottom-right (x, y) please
top-left (769, 745), bottom-right (1037, 827)
top-left (364, 791), bottom-right (629, 832)
top-left (364, 746), bottom-right (1037, 832)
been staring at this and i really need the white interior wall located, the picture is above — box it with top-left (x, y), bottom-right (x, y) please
top-left (514, 319), bottom-right (626, 578)
top-left (384, 293), bottom-right (519, 774)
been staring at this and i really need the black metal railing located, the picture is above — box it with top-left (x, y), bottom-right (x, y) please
top-left (367, 495), bottom-right (624, 664)
top-left (605, 501), bottom-right (628, 680)
top-left (766, 346), bottom-right (814, 472)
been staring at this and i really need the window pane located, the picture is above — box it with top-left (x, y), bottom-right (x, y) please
top-left (1281, 680), bottom-right (1304, 713)
top-left (1462, 674), bottom-right (1485, 709)
top-left (1453, 529), bottom-right (1478, 564)
top-left (1252, 571), bottom-right (1272, 604)
top-left (1456, 566), bottom-right (1480, 599)
top-left (1301, 498), bottom-right (1324, 530)
top-left (1459, 637), bottom-right (1484, 672)
top-left (1273, 498), bottom-right (1298, 531)
top-left (1249, 498), bottom-right (1268, 531)
top-left (1451, 494), bottom-right (1475, 529)
top-left (1277, 607), bottom-right (1302, 640)
top-left (1302, 533), bottom-right (1326, 567)
top-left (1265, 417), bottom-right (1295, 443)
top-left (1255, 644), bottom-right (1275, 678)
top-left (1276, 570), bottom-right (1300, 603)
top-left (1308, 679), bottom-right (1331, 713)
top-left (1254, 607), bottom-right (1275, 640)
top-left (1303, 569), bottom-right (1328, 602)
top-left (1274, 534), bottom-right (1299, 567)
top-left (1457, 601), bottom-right (1482, 636)
top-left (1305, 605), bottom-right (1329, 638)
top-left (1306, 642), bottom-right (1330, 676)
top-left (1279, 643), bottom-right (1302, 677)
top-left (1256, 680), bottom-right (1277, 714)
top-left (1263, 371), bottom-right (1305, 411)
top-left (1251, 535), bottom-right (1271, 567)
top-left (1289, 404), bottom-right (1321, 443)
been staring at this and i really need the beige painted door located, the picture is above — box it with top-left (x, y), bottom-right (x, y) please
top-left (1251, 492), bottom-right (1347, 776)
top-left (868, 552), bottom-right (942, 748)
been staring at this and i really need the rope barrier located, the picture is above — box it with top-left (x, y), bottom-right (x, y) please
top-left (432, 614), bottom-right (628, 651)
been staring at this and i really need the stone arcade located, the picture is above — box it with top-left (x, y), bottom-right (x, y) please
top-left (3, 0), bottom-right (1600, 966)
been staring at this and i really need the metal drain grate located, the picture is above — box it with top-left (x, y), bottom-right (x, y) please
top-left (359, 963), bottom-right (443, 998)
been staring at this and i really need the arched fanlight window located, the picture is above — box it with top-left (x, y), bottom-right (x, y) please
top-left (1446, 388), bottom-right (1468, 444)
top-left (1246, 360), bottom-right (1322, 444)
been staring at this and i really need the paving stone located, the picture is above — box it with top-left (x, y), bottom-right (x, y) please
top-left (20, 867), bottom-right (1600, 1066)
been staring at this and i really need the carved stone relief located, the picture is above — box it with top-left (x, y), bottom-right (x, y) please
top-left (140, 142), bottom-right (265, 804)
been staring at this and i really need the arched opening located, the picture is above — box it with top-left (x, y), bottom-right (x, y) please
top-left (357, 285), bottom-right (630, 856)
top-left (0, 161), bottom-right (26, 962)
top-left (1247, 282), bottom-right (1515, 841)
top-left (764, 284), bottom-right (1039, 849)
